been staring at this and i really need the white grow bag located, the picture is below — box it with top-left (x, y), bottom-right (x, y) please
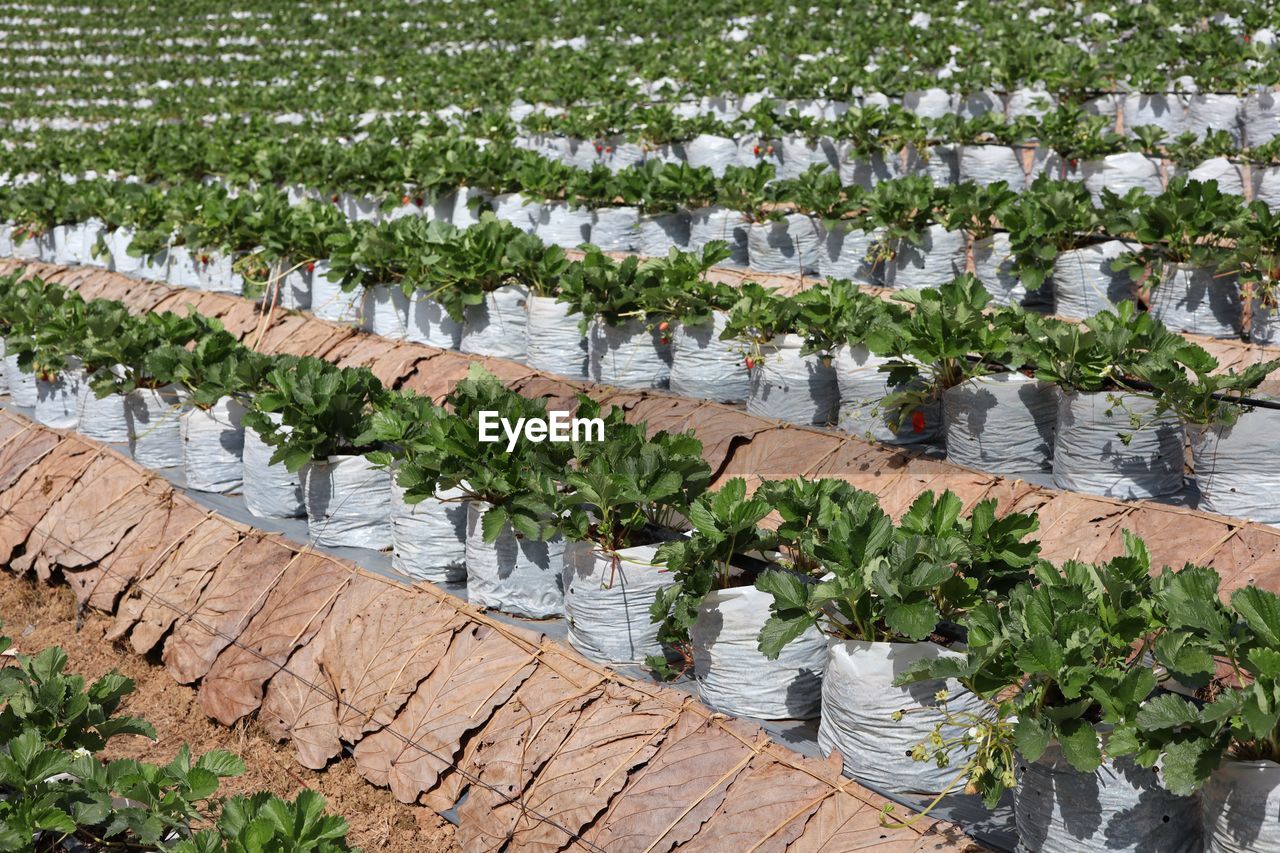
top-left (972, 233), bottom-right (1026, 307)
top-left (34, 364), bottom-right (84, 429)
top-left (532, 202), bottom-right (593, 249)
top-left (1253, 167), bottom-right (1280, 211)
top-left (943, 373), bottom-right (1057, 475)
top-left (590, 206), bottom-right (640, 252)
top-left (301, 454), bottom-right (393, 550)
top-left (309, 264), bottom-right (362, 325)
top-left (76, 384), bottom-right (129, 443)
top-left (491, 192), bottom-right (536, 232)
top-left (1188, 94), bottom-right (1242, 143)
top-left (588, 317), bottom-right (672, 389)
top-left (1243, 91), bottom-right (1280, 147)
top-left (958, 145), bottom-right (1027, 189)
top-left (635, 212), bottom-right (690, 256)
top-left (1052, 240), bottom-right (1136, 319)
top-left (693, 583), bottom-right (826, 720)
top-left (1015, 742), bottom-right (1200, 853)
top-left (1189, 408), bottom-right (1280, 524)
top-left (403, 291), bottom-right (462, 350)
top-left (669, 313), bottom-right (750, 403)
top-left (1148, 263), bottom-right (1241, 339)
top-left (389, 480), bottom-right (467, 584)
top-left (683, 134), bottom-right (739, 177)
top-left (1202, 759), bottom-right (1280, 853)
top-left (242, 412), bottom-right (304, 519)
top-left (3, 352), bottom-right (36, 407)
top-left (748, 335), bottom-right (838, 426)
top-left (181, 397), bottom-right (246, 494)
top-left (747, 215), bottom-right (822, 275)
top-left (886, 225), bottom-right (968, 291)
top-left (834, 345), bottom-right (940, 444)
top-left (363, 284), bottom-right (407, 339)
top-left (1121, 92), bottom-right (1188, 141)
top-left (459, 285), bottom-right (529, 362)
top-left (125, 386), bottom-right (184, 468)
top-left (464, 500), bottom-right (566, 619)
top-left (525, 296), bottom-right (587, 379)
top-left (1081, 153), bottom-right (1164, 204)
top-left (1183, 157), bottom-right (1246, 197)
top-left (1052, 391), bottom-right (1185, 499)
top-left (835, 144), bottom-right (903, 189)
top-left (563, 541), bottom-right (670, 665)
top-left (820, 640), bottom-right (984, 794)
top-left (819, 223), bottom-right (884, 283)
top-left (687, 206), bottom-right (750, 266)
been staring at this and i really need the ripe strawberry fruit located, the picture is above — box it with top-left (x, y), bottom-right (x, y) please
top-left (306, 262), bottom-right (315, 273)
top-left (744, 357), bottom-right (756, 370)
top-left (911, 411), bottom-right (926, 433)
top-left (657, 321), bottom-right (670, 332)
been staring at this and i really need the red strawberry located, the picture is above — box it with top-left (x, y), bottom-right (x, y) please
top-left (306, 262), bottom-right (315, 273)
top-left (605, 146), bottom-right (613, 154)
top-left (331, 194), bottom-right (340, 203)
top-left (744, 357), bottom-right (756, 370)
top-left (595, 142), bottom-right (604, 154)
top-left (766, 145), bottom-right (775, 155)
top-left (657, 321), bottom-right (670, 331)
top-left (911, 411), bottom-right (926, 433)
top-left (1245, 35), bottom-right (1252, 43)
top-left (402, 194), bottom-right (411, 205)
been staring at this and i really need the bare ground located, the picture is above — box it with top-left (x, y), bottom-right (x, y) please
top-left (0, 572), bottom-right (459, 853)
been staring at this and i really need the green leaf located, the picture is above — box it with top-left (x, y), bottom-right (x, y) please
top-left (1014, 715), bottom-right (1052, 763)
top-left (1135, 694), bottom-right (1201, 730)
top-left (881, 599), bottom-right (940, 641)
top-left (1056, 718), bottom-right (1103, 773)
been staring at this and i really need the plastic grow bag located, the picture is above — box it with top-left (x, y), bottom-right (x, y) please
top-left (835, 145), bottom-right (903, 189)
top-left (341, 193), bottom-right (381, 223)
top-left (669, 313), bottom-right (751, 403)
top-left (1148, 263), bottom-right (1242, 339)
top-left (165, 245), bottom-right (202, 289)
top-left (886, 225), bottom-right (968, 291)
top-left (4, 352), bottom-right (36, 407)
top-left (526, 296), bottom-right (587, 379)
top-left (590, 206), bottom-right (639, 252)
top-left (79, 219), bottom-right (106, 267)
top-left (309, 264), bottom-right (362, 325)
top-left (747, 335), bottom-right (838, 426)
top-left (1052, 391), bottom-right (1184, 499)
top-left (563, 541), bottom-right (670, 665)
top-left (834, 345), bottom-right (940, 444)
top-left (1243, 91), bottom-right (1280, 147)
top-left (958, 144), bottom-right (1027, 189)
top-left (692, 584), bottom-right (826, 720)
top-left (49, 225), bottom-right (77, 265)
top-left (491, 192), bottom-right (536, 232)
top-left (1051, 240), bottom-right (1136, 319)
top-left (1081, 153), bottom-right (1164, 204)
top-left (102, 227), bottom-right (143, 276)
top-left (451, 187), bottom-right (490, 229)
top-left (125, 385), bottom-right (184, 469)
top-left (301, 454), bottom-right (393, 550)
top-left (1201, 759), bottom-right (1280, 853)
top-left (181, 397), bottom-right (246, 494)
top-left (389, 480), bottom-right (466, 584)
top-left (464, 500), bottom-right (566, 619)
top-left (1188, 408), bottom-right (1280, 523)
top-left (1253, 303), bottom-right (1280, 345)
top-left (906, 144), bottom-right (960, 186)
top-left (533, 202), bottom-right (593, 249)
top-left (1014, 742), bottom-right (1200, 853)
top-left (242, 412), bottom-right (304, 519)
top-left (1183, 157), bottom-right (1246, 196)
top-left (683, 134), bottom-right (739, 177)
top-left (943, 373), bottom-right (1057, 475)
top-left (747, 215), bottom-right (822, 275)
top-left (76, 385), bottom-right (129, 443)
top-left (588, 316), bottom-right (672, 389)
top-left (819, 222), bottom-right (884, 283)
top-left (902, 88), bottom-right (957, 118)
top-left (1007, 88), bottom-right (1057, 119)
top-left (635, 212), bottom-right (690, 256)
top-left (459, 285), bottom-right (529, 362)
top-left (34, 364), bottom-right (84, 429)
top-left (819, 640), bottom-right (984, 794)
top-left (735, 135), bottom-right (784, 171)
top-left (778, 135), bottom-right (830, 180)
top-left (1121, 92), bottom-right (1188, 142)
top-left (196, 251), bottom-right (242, 295)
top-left (1253, 167), bottom-right (1280, 211)
top-left (972, 233), bottom-right (1026, 307)
top-left (687, 205), bottom-right (750, 266)
top-left (402, 291), bottom-right (462, 350)
top-left (362, 284), bottom-right (407, 339)
top-left (1188, 94), bottom-right (1243, 144)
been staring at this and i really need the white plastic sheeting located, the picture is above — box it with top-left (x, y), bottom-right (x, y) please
top-left (588, 316), bottom-right (672, 389)
top-left (886, 225), bottom-right (968, 290)
top-left (301, 454), bottom-right (393, 550)
top-left (1051, 240), bottom-right (1136, 319)
top-left (525, 295), bottom-right (587, 379)
top-left (635, 212), bottom-right (690, 256)
top-left (1189, 409), bottom-right (1280, 524)
top-left (309, 263), bottom-right (362, 325)
top-left (125, 385), bottom-right (184, 469)
top-left (835, 145), bottom-right (903, 189)
top-left (669, 313), bottom-right (751, 403)
top-left (819, 222), bottom-right (883, 283)
top-left (687, 205), bottom-right (750, 266)
top-left (181, 397), bottom-right (246, 494)
top-left (1122, 92), bottom-right (1188, 141)
top-left (403, 291), bottom-right (462, 350)
top-left (76, 386), bottom-right (129, 443)
top-left (747, 215), bottom-right (822, 275)
top-left (491, 192), bottom-right (537, 232)
top-left (1014, 743), bottom-right (1200, 853)
top-left (1148, 263), bottom-right (1242, 339)
top-left (363, 284), bottom-right (407, 339)
top-left (589, 206), bottom-right (640, 252)
top-left (464, 500), bottom-right (566, 618)
top-left (1080, 153), bottom-right (1164, 204)
top-left (958, 145), bottom-right (1027, 189)
top-left (692, 583), bottom-right (826, 720)
top-left (943, 373), bottom-right (1057, 474)
top-left (972, 233), bottom-right (1026, 307)
top-left (242, 412), bottom-right (304, 519)
top-left (819, 640), bottom-right (984, 794)
top-left (3, 352), bottom-right (36, 407)
top-left (34, 364), bottom-right (84, 429)
top-left (683, 134), bottom-right (739, 177)
top-left (747, 335), bottom-right (838, 426)
top-left (1052, 391), bottom-right (1184, 499)
top-left (1188, 94), bottom-right (1242, 144)
top-left (1201, 759), bottom-right (1280, 853)
top-left (389, 480), bottom-right (467, 584)
top-left (1244, 91), bottom-right (1280, 147)
top-left (532, 202), bottom-right (593, 249)
top-left (834, 345), bottom-right (939, 444)
top-left (563, 541), bottom-right (670, 665)
top-left (459, 285), bottom-right (529, 362)
top-left (1185, 157), bottom-right (1246, 196)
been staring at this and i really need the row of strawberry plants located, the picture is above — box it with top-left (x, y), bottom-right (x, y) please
top-left (6, 270), bottom-right (1280, 850)
top-left (4, 167), bottom-right (1280, 341)
top-left (2, 0), bottom-right (1278, 118)
top-left (0, 625), bottom-right (355, 851)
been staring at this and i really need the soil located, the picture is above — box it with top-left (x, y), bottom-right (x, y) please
top-left (0, 573), bottom-right (459, 853)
